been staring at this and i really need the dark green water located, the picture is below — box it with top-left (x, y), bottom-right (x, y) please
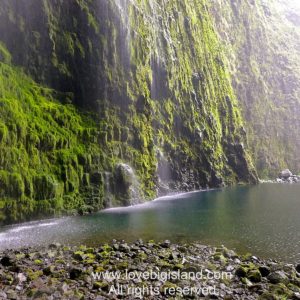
top-left (1, 183), bottom-right (300, 262)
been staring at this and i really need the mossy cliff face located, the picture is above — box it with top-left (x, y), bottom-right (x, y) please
top-left (0, 0), bottom-right (257, 223)
top-left (210, 0), bottom-right (300, 178)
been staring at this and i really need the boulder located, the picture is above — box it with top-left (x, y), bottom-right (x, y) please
top-left (267, 271), bottom-right (289, 284)
top-left (279, 169), bottom-right (293, 179)
top-left (0, 256), bottom-right (13, 267)
top-left (160, 240), bottom-right (171, 248)
top-left (69, 268), bottom-right (82, 280)
top-left (259, 266), bottom-right (271, 277)
top-left (49, 243), bottom-right (61, 249)
top-left (292, 175), bottom-right (300, 183)
top-left (248, 269), bottom-right (262, 283)
top-left (43, 266), bottom-right (55, 276)
top-left (235, 266), bottom-right (247, 277)
top-left (113, 163), bottom-right (140, 205)
top-left (72, 251), bottom-right (84, 261)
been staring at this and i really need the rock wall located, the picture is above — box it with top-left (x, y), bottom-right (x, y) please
top-left (210, 0), bottom-right (300, 178)
top-left (0, 0), bottom-right (260, 223)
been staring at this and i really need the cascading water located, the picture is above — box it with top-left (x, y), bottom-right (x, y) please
top-left (111, 0), bottom-right (131, 68)
top-left (114, 163), bottom-right (142, 205)
top-left (103, 171), bottom-right (113, 207)
top-left (156, 148), bottom-right (173, 195)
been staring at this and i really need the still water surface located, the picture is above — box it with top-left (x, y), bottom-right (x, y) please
top-left (0, 183), bottom-right (299, 262)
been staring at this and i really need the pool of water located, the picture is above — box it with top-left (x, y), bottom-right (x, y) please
top-left (0, 183), bottom-right (300, 263)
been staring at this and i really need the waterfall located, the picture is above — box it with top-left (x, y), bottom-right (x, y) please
top-left (120, 163), bottom-right (141, 205)
top-left (156, 149), bottom-right (172, 195)
top-left (114, 163), bottom-right (142, 206)
top-left (112, 0), bottom-right (131, 69)
top-left (103, 171), bottom-right (113, 207)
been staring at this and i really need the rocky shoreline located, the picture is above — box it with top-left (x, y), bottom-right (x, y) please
top-left (276, 169), bottom-right (300, 184)
top-left (0, 241), bottom-right (300, 299)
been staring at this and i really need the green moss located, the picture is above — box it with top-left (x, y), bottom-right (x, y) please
top-left (26, 269), bottom-right (43, 281)
top-left (0, 42), bottom-right (11, 64)
top-left (34, 259), bottom-right (43, 265)
top-left (0, 0), bottom-right (259, 223)
top-left (0, 62), bottom-right (109, 223)
top-left (210, 0), bottom-right (300, 177)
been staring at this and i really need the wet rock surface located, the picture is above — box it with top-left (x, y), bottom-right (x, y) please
top-left (0, 241), bottom-right (299, 299)
top-left (276, 169), bottom-right (300, 184)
